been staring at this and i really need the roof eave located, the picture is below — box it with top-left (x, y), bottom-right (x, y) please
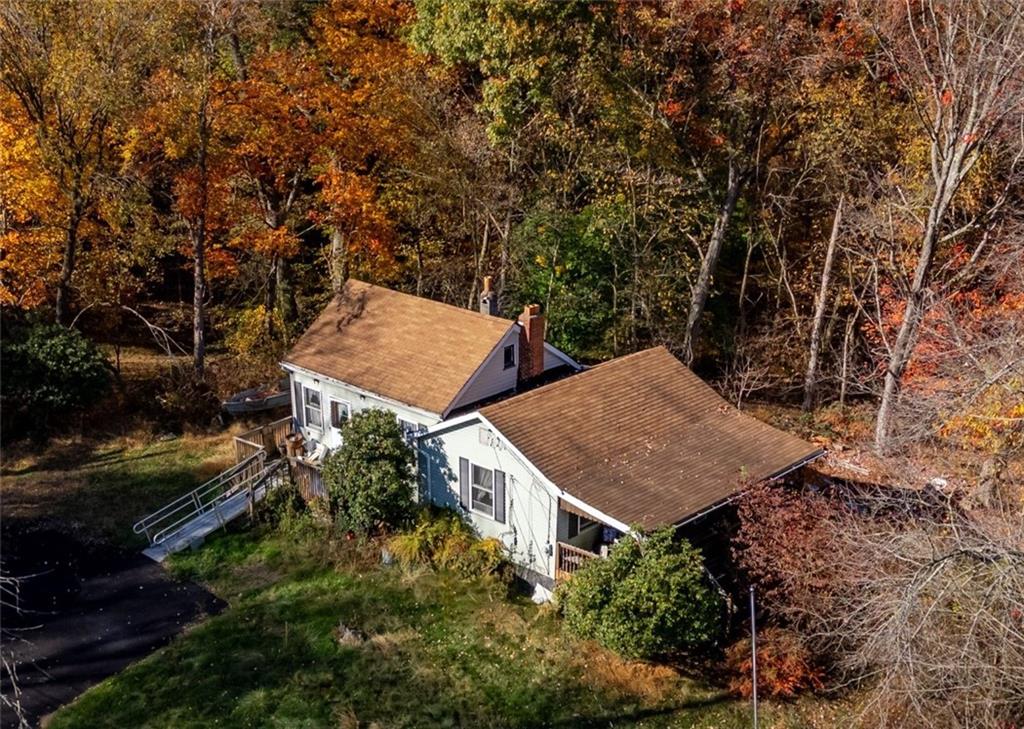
top-left (671, 447), bottom-right (827, 528)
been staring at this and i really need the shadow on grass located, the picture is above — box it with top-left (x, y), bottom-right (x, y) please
top-left (1, 442), bottom-right (129, 478)
top-left (3, 438), bottom-right (222, 548)
top-left (539, 693), bottom-right (732, 728)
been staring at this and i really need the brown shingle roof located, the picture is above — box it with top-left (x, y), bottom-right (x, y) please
top-left (285, 279), bottom-right (514, 415)
top-left (480, 346), bottom-right (821, 530)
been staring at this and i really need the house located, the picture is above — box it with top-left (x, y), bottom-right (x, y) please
top-left (420, 346), bottom-right (822, 590)
top-left (280, 279), bottom-right (821, 594)
top-left (281, 277), bottom-right (578, 455)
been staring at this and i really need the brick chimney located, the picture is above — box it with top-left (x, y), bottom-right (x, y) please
top-left (518, 304), bottom-right (545, 383)
top-left (479, 275), bottom-right (497, 316)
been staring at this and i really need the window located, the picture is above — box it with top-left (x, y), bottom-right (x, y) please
top-left (302, 386), bottom-right (323, 429)
top-left (567, 513), bottom-right (595, 540)
top-left (470, 464), bottom-right (494, 517)
top-left (330, 399), bottom-right (351, 429)
top-left (398, 418), bottom-right (420, 445)
top-left (503, 343), bottom-right (516, 370)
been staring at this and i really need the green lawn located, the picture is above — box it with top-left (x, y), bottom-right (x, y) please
top-left (49, 520), bottom-right (834, 728)
top-left (2, 433), bottom-right (231, 546)
top-left (5, 431), bottom-right (834, 728)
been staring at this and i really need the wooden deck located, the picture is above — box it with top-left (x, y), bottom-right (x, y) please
top-left (555, 541), bottom-right (600, 582)
top-left (234, 416), bottom-right (294, 463)
top-left (289, 457), bottom-right (327, 501)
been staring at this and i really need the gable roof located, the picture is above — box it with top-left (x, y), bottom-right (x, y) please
top-left (284, 279), bottom-right (515, 415)
top-left (479, 346), bottom-right (821, 531)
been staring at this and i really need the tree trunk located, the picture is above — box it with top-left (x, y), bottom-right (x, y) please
top-left (802, 195), bottom-right (843, 411)
top-left (55, 213), bottom-right (79, 326)
top-left (264, 254), bottom-right (278, 340)
top-left (874, 143), bottom-right (961, 449)
top-left (276, 256), bottom-right (298, 334)
top-left (467, 219), bottom-right (489, 309)
top-left (192, 225), bottom-right (207, 377)
top-left (683, 159), bottom-right (745, 364)
top-left (839, 311), bottom-right (856, 407)
top-left (330, 227), bottom-right (346, 295)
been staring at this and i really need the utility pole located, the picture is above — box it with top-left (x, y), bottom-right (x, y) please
top-left (750, 585), bottom-right (759, 729)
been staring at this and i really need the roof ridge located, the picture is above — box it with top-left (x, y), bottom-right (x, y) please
top-left (345, 278), bottom-right (516, 326)
top-left (482, 345), bottom-right (673, 413)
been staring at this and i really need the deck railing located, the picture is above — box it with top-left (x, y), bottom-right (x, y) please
top-left (234, 416), bottom-right (294, 464)
top-left (555, 541), bottom-right (600, 582)
top-left (134, 451), bottom-right (267, 546)
top-left (289, 457), bottom-right (326, 502)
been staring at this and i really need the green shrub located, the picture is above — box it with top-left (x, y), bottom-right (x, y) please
top-left (321, 408), bottom-right (415, 535)
top-left (255, 479), bottom-right (307, 530)
top-left (560, 527), bottom-right (723, 659)
top-left (388, 508), bottom-right (508, 578)
top-left (1, 322), bottom-right (111, 438)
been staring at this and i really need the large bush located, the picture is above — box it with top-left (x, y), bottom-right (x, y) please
top-left (560, 528), bottom-right (723, 659)
top-left (1, 322), bottom-right (111, 437)
top-left (321, 408), bottom-right (415, 534)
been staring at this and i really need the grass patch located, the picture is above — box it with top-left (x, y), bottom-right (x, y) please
top-left (51, 525), bottom-right (838, 728)
top-left (1, 432), bottom-right (232, 547)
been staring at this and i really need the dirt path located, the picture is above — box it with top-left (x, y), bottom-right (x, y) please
top-left (2, 521), bottom-right (224, 728)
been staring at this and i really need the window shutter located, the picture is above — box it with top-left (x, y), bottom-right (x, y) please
top-left (458, 457), bottom-right (470, 510)
top-left (493, 470), bottom-right (506, 524)
top-left (292, 378), bottom-right (303, 427)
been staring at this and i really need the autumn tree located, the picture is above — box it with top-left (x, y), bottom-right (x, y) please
top-left (128, 0), bottom-right (243, 376)
top-left (310, 0), bottom-right (418, 291)
top-left (0, 90), bottom-right (59, 308)
top-left (0, 0), bottom-right (167, 323)
top-left (862, 0), bottom-right (1024, 449)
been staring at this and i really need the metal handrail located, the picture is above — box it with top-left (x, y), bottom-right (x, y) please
top-left (133, 451), bottom-right (266, 545)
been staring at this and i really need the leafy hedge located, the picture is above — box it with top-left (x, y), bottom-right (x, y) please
top-left (560, 528), bottom-right (723, 659)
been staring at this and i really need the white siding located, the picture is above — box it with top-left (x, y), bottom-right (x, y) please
top-left (543, 342), bottom-right (578, 372)
top-left (447, 327), bottom-right (520, 413)
top-left (421, 418), bottom-right (558, 579)
top-left (286, 366), bottom-right (441, 451)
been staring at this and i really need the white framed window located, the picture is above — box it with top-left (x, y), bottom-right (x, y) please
top-left (329, 399), bottom-right (351, 430)
top-left (503, 343), bottom-right (516, 370)
top-left (471, 464), bottom-right (494, 517)
top-left (302, 386), bottom-right (323, 429)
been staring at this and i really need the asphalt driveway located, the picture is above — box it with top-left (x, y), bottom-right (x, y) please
top-left (1, 521), bottom-right (224, 728)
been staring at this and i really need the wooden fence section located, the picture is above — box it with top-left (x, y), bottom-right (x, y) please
top-left (234, 437), bottom-right (263, 464)
top-left (289, 457), bottom-right (326, 502)
top-left (555, 541), bottom-right (600, 583)
top-left (234, 416), bottom-right (293, 464)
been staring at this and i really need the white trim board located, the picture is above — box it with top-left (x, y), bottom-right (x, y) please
top-left (280, 361), bottom-right (442, 422)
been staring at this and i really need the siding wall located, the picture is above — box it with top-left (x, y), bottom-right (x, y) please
top-left (422, 418), bottom-right (558, 579)
top-left (285, 366), bottom-right (441, 451)
top-left (543, 343), bottom-right (575, 371)
top-left (447, 328), bottom-right (520, 412)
